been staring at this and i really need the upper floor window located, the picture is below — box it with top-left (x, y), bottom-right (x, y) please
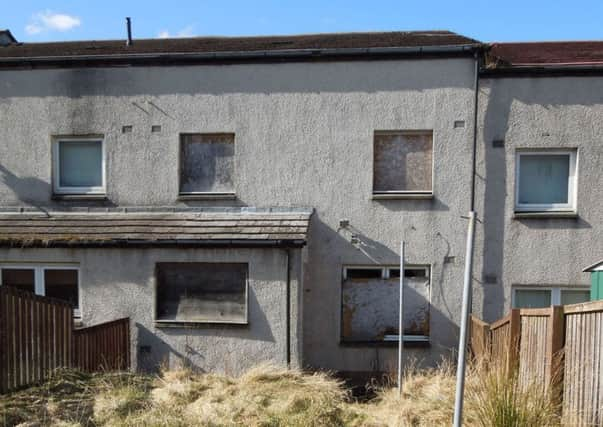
top-left (373, 131), bottom-right (433, 197)
top-left (515, 150), bottom-right (577, 212)
top-left (179, 133), bottom-right (235, 196)
top-left (53, 137), bottom-right (105, 195)
top-left (0, 265), bottom-right (80, 317)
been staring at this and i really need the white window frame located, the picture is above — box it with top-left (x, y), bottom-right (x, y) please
top-left (372, 130), bottom-right (435, 197)
top-left (52, 136), bottom-right (106, 195)
top-left (512, 285), bottom-right (589, 308)
top-left (515, 149), bottom-right (577, 212)
top-left (0, 264), bottom-right (81, 317)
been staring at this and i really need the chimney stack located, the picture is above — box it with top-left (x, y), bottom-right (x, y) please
top-left (126, 17), bottom-right (132, 46)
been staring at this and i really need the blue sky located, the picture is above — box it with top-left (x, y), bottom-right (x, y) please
top-left (4, 1), bottom-right (603, 43)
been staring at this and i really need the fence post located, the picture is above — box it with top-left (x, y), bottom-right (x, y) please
top-left (0, 288), bottom-right (5, 394)
top-left (546, 305), bottom-right (564, 405)
top-left (508, 308), bottom-right (521, 374)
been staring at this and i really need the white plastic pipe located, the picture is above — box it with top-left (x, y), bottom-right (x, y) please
top-left (398, 241), bottom-right (405, 396)
top-left (453, 211), bottom-right (476, 427)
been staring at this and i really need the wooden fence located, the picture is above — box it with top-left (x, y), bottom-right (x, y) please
top-left (470, 300), bottom-right (603, 426)
top-left (73, 318), bottom-right (130, 372)
top-left (0, 286), bottom-right (130, 394)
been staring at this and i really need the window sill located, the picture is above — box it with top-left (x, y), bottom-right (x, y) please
top-left (513, 211), bottom-right (578, 219)
top-left (155, 319), bottom-right (248, 328)
top-left (372, 192), bottom-right (433, 200)
top-left (52, 194), bottom-right (108, 201)
top-left (340, 337), bottom-right (430, 348)
top-left (178, 193), bottom-right (237, 201)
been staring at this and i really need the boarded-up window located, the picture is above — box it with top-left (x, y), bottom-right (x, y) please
top-left (156, 263), bottom-right (248, 323)
top-left (341, 266), bottom-right (430, 341)
top-left (373, 131), bottom-right (433, 193)
top-left (180, 133), bottom-right (235, 194)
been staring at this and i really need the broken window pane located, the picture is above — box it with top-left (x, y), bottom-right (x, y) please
top-left (1, 269), bottom-right (35, 293)
top-left (45, 269), bottom-right (79, 309)
top-left (341, 267), bottom-right (430, 341)
top-left (180, 134), bottom-right (235, 193)
top-left (373, 131), bottom-right (433, 193)
top-left (345, 268), bottom-right (382, 280)
top-left (156, 263), bottom-right (247, 323)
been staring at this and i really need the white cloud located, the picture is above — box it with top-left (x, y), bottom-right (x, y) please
top-left (25, 11), bottom-right (81, 35)
top-left (156, 25), bottom-right (195, 39)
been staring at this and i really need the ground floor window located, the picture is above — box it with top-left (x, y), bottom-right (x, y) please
top-left (155, 263), bottom-right (248, 324)
top-left (341, 265), bottom-right (430, 342)
top-left (0, 265), bottom-right (80, 316)
top-left (512, 286), bottom-right (590, 309)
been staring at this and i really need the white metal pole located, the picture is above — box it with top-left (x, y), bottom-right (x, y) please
top-left (398, 241), bottom-right (405, 397)
top-left (453, 211), bottom-right (476, 427)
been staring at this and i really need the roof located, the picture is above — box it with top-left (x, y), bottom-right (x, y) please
top-left (0, 208), bottom-right (313, 248)
top-left (487, 41), bottom-right (603, 68)
top-left (0, 31), bottom-right (479, 67)
top-left (584, 259), bottom-right (603, 272)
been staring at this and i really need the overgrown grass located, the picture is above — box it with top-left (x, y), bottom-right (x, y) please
top-left (0, 361), bottom-right (560, 426)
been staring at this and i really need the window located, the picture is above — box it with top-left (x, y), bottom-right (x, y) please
top-left (373, 131), bottom-right (433, 195)
top-left (179, 133), bottom-right (235, 195)
top-left (156, 263), bottom-right (248, 324)
top-left (515, 150), bottom-right (577, 212)
top-left (341, 265), bottom-right (430, 342)
top-left (513, 286), bottom-right (589, 309)
top-left (53, 137), bottom-right (105, 195)
top-left (0, 265), bottom-right (80, 316)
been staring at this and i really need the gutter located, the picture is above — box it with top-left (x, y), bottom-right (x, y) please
top-left (481, 65), bottom-right (603, 77)
top-left (0, 238), bottom-right (308, 248)
top-left (0, 44), bottom-right (480, 68)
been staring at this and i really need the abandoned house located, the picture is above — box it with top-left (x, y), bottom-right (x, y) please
top-left (0, 29), bottom-right (601, 376)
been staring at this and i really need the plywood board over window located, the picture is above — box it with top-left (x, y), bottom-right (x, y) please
top-left (341, 266), bottom-right (430, 342)
top-left (373, 131), bottom-right (433, 195)
top-left (179, 133), bottom-right (235, 195)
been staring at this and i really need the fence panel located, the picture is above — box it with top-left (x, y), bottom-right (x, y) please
top-left (562, 302), bottom-right (603, 426)
top-left (517, 309), bottom-right (550, 392)
top-left (0, 286), bottom-right (73, 393)
top-left (73, 318), bottom-right (130, 372)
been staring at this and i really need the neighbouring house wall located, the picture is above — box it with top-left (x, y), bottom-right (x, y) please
top-left (474, 76), bottom-right (603, 322)
top-left (0, 57), bottom-right (477, 372)
top-left (0, 247), bottom-right (302, 374)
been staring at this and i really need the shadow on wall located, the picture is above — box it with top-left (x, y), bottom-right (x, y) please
top-left (136, 287), bottom-right (276, 374)
top-left (0, 163), bottom-right (51, 207)
top-left (303, 215), bottom-right (461, 370)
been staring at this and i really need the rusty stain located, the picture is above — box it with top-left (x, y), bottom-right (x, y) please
top-left (342, 304), bottom-right (355, 338)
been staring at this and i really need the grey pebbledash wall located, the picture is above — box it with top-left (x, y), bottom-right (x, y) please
top-left (472, 76), bottom-right (603, 323)
top-left (0, 57), bottom-right (477, 373)
top-left (2, 57), bottom-right (599, 374)
top-left (0, 246), bottom-right (304, 373)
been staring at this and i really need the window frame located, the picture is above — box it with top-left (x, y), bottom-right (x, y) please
top-left (514, 149), bottom-right (578, 213)
top-left (0, 264), bottom-right (81, 317)
top-left (512, 285), bottom-right (590, 308)
top-left (52, 136), bottom-right (106, 195)
top-left (372, 130), bottom-right (435, 198)
top-left (154, 262), bottom-right (249, 326)
top-left (341, 264), bottom-right (431, 343)
top-left (178, 133), bottom-right (236, 198)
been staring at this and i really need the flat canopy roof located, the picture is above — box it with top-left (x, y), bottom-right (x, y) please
top-left (0, 208), bottom-right (313, 248)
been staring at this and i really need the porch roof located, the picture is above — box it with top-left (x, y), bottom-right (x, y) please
top-left (0, 207), bottom-right (313, 248)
